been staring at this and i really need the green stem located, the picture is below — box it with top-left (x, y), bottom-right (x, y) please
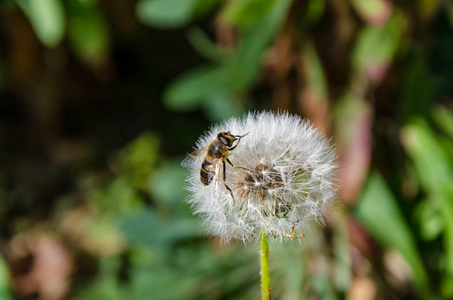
top-left (260, 229), bottom-right (271, 300)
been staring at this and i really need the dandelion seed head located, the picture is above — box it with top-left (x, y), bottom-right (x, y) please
top-left (182, 111), bottom-right (338, 243)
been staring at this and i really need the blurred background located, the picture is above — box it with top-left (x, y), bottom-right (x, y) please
top-left (0, 0), bottom-right (452, 299)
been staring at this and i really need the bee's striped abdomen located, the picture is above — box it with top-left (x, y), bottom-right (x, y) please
top-left (200, 159), bottom-right (216, 186)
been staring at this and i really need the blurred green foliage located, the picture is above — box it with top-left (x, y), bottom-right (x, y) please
top-left (0, 0), bottom-right (452, 299)
top-left (355, 173), bottom-right (429, 296)
top-left (16, 0), bottom-right (65, 47)
top-left (0, 257), bottom-right (12, 300)
top-left (163, 0), bottom-right (291, 121)
top-left (67, 0), bottom-right (110, 63)
top-left (403, 115), bottom-right (453, 296)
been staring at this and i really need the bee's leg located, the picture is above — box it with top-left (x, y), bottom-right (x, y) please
top-left (236, 165), bottom-right (253, 172)
top-left (223, 161), bottom-right (235, 202)
top-left (226, 158), bottom-right (234, 167)
top-left (229, 144), bottom-right (239, 151)
top-left (229, 132), bottom-right (248, 151)
top-left (227, 158), bottom-right (253, 173)
top-left (274, 222), bottom-right (305, 239)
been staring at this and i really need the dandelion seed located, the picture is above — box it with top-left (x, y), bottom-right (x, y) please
top-left (182, 111), bottom-right (338, 243)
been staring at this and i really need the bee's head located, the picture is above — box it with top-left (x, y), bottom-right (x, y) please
top-left (218, 132), bottom-right (236, 147)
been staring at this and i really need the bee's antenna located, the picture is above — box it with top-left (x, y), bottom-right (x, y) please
top-left (235, 132), bottom-right (249, 138)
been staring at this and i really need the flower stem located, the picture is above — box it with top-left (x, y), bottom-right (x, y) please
top-left (260, 229), bottom-right (271, 300)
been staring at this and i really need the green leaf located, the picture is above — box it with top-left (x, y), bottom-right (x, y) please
top-left (164, 0), bottom-right (290, 113)
top-left (402, 119), bottom-right (453, 296)
top-left (148, 160), bottom-right (188, 210)
top-left (415, 199), bottom-right (444, 241)
top-left (187, 27), bottom-right (223, 63)
top-left (0, 256), bottom-right (12, 300)
top-left (202, 93), bottom-right (246, 122)
top-left (399, 48), bottom-right (433, 123)
top-left (434, 106), bottom-right (453, 138)
top-left (116, 133), bottom-right (160, 191)
top-left (305, 0), bottom-right (325, 26)
top-left (220, 0), bottom-right (278, 29)
top-left (68, 1), bottom-right (110, 63)
top-left (136, 0), bottom-right (196, 28)
top-left (303, 42), bottom-right (328, 99)
top-left (16, 0), bottom-right (65, 47)
top-left (77, 258), bottom-right (126, 300)
top-left (332, 212), bottom-right (351, 292)
top-left (192, 0), bottom-right (220, 17)
top-left (350, 0), bottom-right (392, 24)
top-left (225, 0), bottom-right (291, 92)
top-left (352, 13), bottom-right (403, 81)
top-left (120, 210), bottom-right (201, 248)
top-left (401, 119), bottom-right (453, 192)
top-left (164, 66), bottom-right (227, 111)
top-left (95, 177), bottom-right (142, 212)
top-left (355, 173), bottom-right (429, 294)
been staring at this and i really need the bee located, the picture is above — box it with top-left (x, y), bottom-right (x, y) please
top-left (182, 131), bottom-right (248, 200)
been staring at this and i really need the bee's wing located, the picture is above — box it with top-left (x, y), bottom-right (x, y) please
top-left (181, 147), bottom-right (207, 168)
top-left (212, 162), bottom-right (222, 191)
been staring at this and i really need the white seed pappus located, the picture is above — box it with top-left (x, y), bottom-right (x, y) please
top-left (182, 111), bottom-right (337, 243)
